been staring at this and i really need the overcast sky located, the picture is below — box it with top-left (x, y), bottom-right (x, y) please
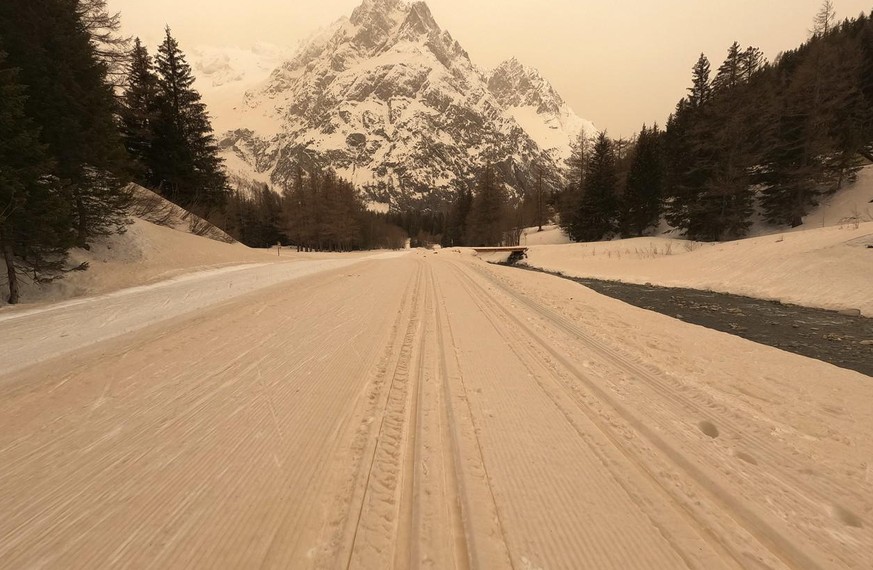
top-left (107, 0), bottom-right (873, 137)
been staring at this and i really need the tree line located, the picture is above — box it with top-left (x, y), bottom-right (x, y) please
top-left (224, 172), bottom-right (408, 251)
top-left (558, 2), bottom-right (873, 243)
top-left (380, 163), bottom-right (551, 249)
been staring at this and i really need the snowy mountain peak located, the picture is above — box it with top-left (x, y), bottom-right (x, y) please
top-left (215, 0), bottom-right (595, 208)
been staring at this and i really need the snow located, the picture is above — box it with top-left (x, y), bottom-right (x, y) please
top-left (522, 222), bottom-right (873, 316)
top-left (506, 104), bottom-right (594, 162)
top-left (2, 249), bottom-right (870, 567)
top-left (0, 249), bottom-right (405, 377)
top-left (514, 164), bottom-right (873, 315)
top-left (521, 224), bottom-right (572, 245)
top-left (191, 44), bottom-right (292, 135)
top-left (805, 165), bottom-right (873, 228)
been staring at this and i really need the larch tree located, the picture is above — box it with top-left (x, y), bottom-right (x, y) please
top-left (812, 0), bottom-right (837, 36)
top-left (75, 0), bottom-right (130, 91)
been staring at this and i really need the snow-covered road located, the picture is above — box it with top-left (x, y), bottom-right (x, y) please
top-left (0, 252), bottom-right (405, 377)
top-left (1, 253), bottom-right (870, 569)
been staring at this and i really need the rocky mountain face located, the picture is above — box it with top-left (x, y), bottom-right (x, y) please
top-left (486, 59), bottom-right (596, 164)
top-left (217, 0), bottom-right (594, 209)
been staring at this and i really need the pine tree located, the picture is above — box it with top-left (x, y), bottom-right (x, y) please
top-left (859, 15), bottom-right (873, 163)
top-left (0, 51), bottom-right (72, 304)
top-left (740, 46), bottom-right (766, 81)
top-left (622, 125), bottom-right (665, 237)
top-left (666, 56), bottom-right (718, 240)
top-left (663, 100), bottom-right (694, 231)
top-left (570, 132), bottom-right (618, 242)
top-left (120, 38), bottom-right (159, 184)
top-left (558, 130), bottom-right (591, 237)
top-left (713, 42), bottom-right (743, 92)
top-left (688, 54), bottom-right (712, 109)
top-left (443, 187), bottom-right (473, 246)
top-left (152, 27), bottom-right (227, 212)
top-left (0, 0), bottom-right (131, 249)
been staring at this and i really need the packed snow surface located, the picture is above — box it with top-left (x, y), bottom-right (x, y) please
top-left (1, 220), bottom-right (871, 567)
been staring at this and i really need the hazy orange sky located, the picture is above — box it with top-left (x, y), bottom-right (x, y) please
top-left (107, 0), bottom-right (873, 137)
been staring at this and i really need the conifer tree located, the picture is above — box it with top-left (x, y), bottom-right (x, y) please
top-left (152, 27), bottom-right (227, 212)
top-left (622, 125), bottom-right (665, 237)
top-left (75, 0), bottom-right (130, 90)
top-left (812, 0), bottom-right (837, 36)
top-left (0, 0), bottom-right (131, 249)
top-left (0, 51), bottom-right (73, 304)
top-left (466, 166), bottom-right (508, 246)
top-left (558, 130), bottom-right (591, 238)
top-left (740, 46), bottom-right (766, 81)
top-left (443, 187), bottom-right (473, 246)
top-left (688, 54), bottom-right (712, 109)
top-left (859, 15), bottom-right (873, 163)
top-left (713, 42), bottom-right (743, 92)
top-left (120, 38), bottom-right (159, 184)
top-left (665, 54), bottom-right (718, 240)
top-left (569, 132), bottom-right (618, 242)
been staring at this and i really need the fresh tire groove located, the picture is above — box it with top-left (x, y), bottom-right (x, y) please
top-left (429, 265), bottom-right (515, 570)
top-left (393, 263), bottom-right (430, 569)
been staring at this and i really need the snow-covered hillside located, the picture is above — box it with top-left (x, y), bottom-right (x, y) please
top-left (486, 58), bottom-right (595, 163)
top-left (521, 223), bottom-right (873, 317)
top-left (202, 0), bottom-right (594, 208)
top-left (190, 43), bottom-right (293, 135)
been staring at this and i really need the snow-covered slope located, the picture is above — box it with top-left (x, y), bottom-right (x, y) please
top-left (804, 165), bottom-right (873, 228)
top-left (486, 58), bottom-right (594, 163)
top-left (191, 43), bottom-right (293, 136)
top-left (522, 223), bottom-right (873, 317)
top-left (213, 0), bottom-right (595, 208)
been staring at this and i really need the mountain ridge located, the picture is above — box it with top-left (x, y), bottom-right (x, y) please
top-left (207, 0), bottom-right (595, 208)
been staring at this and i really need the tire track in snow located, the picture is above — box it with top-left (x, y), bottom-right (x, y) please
top-left (430, 264), bottom-right (515, 570)
top-left (471, 261), bottom-right (872, 568)
top-left (0, 258), bottom-right (415, 569)
top-left (457, 259), bottom-right (859, 570)
top-left (447, 260), bottom-right (745, 569)
top-left (344, 262), bottom-right (426, 568)
top-left (439, 260), bottom-right (704, 569)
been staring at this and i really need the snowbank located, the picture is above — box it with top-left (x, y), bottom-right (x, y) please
top-left (0, 218), bottom-right (284, 308)
top-left (524, 223), bottom-right (873, 317)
